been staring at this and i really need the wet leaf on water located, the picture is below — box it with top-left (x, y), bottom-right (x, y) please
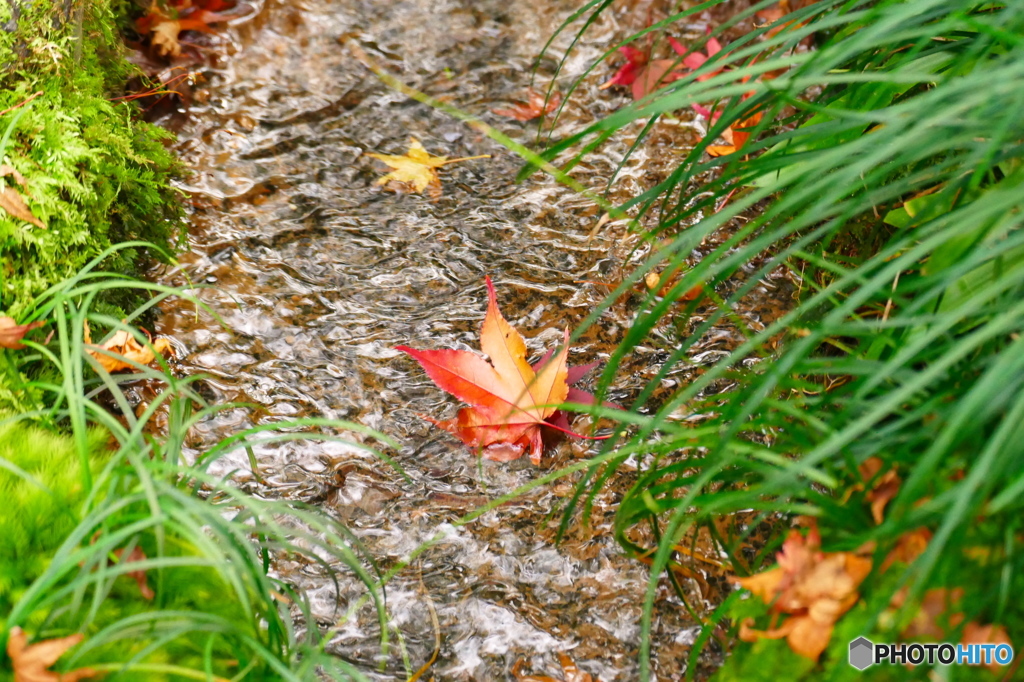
top-left (600, 44), bottom-right (687, 101)
top-left (136, 0), bottom-right (233, 58)
top-left (644, 271), bottom-right (704, 301)
top-left (6, 627), bottom-right (97, 682)
top-left (0, 316), bottom-right (45, 350)
top-left (0, 165), bottom-right (44, 229)
top-left (512, 652), bottom-right (597, 682)
top-left (84, 321), bottom-right (174, 374)
top-left (493, 88), bottom-right (563, 122)
top-left (735, 519), bottom-right (872, 660)
top-left (599, 45), bottom-right (648, 92)
top-left (367, 138), bottom-right (489, 197)
top-left (600, 36), bottom-right (724, 101)
top-left (398, 277), bottom-right (604, 464)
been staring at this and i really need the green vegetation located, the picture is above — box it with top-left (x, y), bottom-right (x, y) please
top-left (0, 5), bottom-right (391, 677)
top-left (0, 0), bottom-right (182, 320)
top-left (0, 261), bottom-right (392, 680)
top-left (527, 0), bottom-right (1024, 678)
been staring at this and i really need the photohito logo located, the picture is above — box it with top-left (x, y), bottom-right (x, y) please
top-left (849, 637), bottom-right (874, 670)
top-left (848, 637), bottom-right (1014, 670)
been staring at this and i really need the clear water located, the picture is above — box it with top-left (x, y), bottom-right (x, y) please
top-left (150, 0), bottom-right (790, 678)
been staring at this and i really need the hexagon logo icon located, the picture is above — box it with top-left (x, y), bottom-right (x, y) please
top-left (849, 637), bottom-right (874, 671)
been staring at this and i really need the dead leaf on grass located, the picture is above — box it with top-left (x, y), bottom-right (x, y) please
top-left (858, 456), bottom-right (902, 525)
top-left (84, 321), bottom-right (174, 374)
top-left (0, 164), bottom-right (44, 228)
top-left (735, 520), bottom-right (873, 660)
top-left (6, 627), bottom-right (97, 682)
top-left (962, 622), bottom-right (1014, 673)
top-left (0, 316), bottom-right (45, 349)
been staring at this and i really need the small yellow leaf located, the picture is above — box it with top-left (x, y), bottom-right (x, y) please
top-left (367, 138), bottom-right (488, 196)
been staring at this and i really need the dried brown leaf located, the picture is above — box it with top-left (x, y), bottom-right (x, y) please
top-left (113, 547), bottom-right (155, 600)
top-left (0, 317), bottom-right (45, 349)
top-left (0, 165), bottom-right (44, 228)
top-left (6, 627), bottom-right (97, 682)
top-left (733, 521), bottom-right (872, 660)
top-left (84, 321), bottom-right (174, 373)
top-left (961, 622), bottom-right (1013, 673)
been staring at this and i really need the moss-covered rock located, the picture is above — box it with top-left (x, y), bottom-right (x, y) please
top-left (0, 0), bottom-right (183, 318)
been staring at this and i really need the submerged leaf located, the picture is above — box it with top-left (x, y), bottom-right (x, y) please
top-left (367, 138), bottom-right (489, 197)
top-left (512, 652), bottom-right (596, 682)
top-left (493, 88), bottom-right (563, 122)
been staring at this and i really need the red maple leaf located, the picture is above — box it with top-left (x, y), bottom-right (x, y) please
top-left (600, 35), bottom-right (725, 101)
top-left (398, 278), bottom-right (604, 464)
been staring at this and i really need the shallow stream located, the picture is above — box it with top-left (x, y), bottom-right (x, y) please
top-left (148, 0), bottom-right (786, 678)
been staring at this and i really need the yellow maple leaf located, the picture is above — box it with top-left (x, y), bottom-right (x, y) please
top-left (367, 138), bottom-right (488, 196)
top-left (6, 627), bottom-right (97, 682)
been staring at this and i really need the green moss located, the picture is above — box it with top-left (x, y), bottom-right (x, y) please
top-left (0, 418), bottom-right (108, 610)
top-left (0, 0), bottom-right (183, 318)
top-left (0, 419), bottom-right (258, 680)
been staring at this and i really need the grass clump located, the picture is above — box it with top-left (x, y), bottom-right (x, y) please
top-left (0, 258), bottom-right (392, 680)
top-left (522, 0), bottom-right (1024, 678)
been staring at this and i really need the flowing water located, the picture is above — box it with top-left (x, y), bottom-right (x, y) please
top-left (149, 0), bottom-right (791, 678)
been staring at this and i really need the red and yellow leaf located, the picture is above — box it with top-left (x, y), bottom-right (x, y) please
top-left (399, 277), bottom-right (598, 464)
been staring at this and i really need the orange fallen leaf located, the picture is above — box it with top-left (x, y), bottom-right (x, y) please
top-left (881, 527), bottom-right (932, 572)
top-left (644, 271), bottom-right (704, 301)
top-left (84, 321), bottom-right (174, 374)
top-left (705, 110), bottom-right (764, 157)
top-left (735, 520), bottom-right (872, 660)
top-left (6, 627), bottom-right (97, 682)
top-left (892, 587), bottom-right (964, 640)
top-left (0, 316), bottom-right (45, 349)
top-left (0, 164), bottom-right (44, 228)
top-left (398, 277), bottom-right (605, 464)
top-left (136, 1), bottom-right (231, 58)
top-left (962, 622), bottom-right (1014, 673)
top-left (512, 652), bottom-right (596, 682)
top-left (755, 1), bottom-right (816, 40)
top-left (367, 138), bottom-right (489, 197)
top-left (493, 88), bottom-right (562, 122)
top-left (858, 456), bottom-right (902, 525)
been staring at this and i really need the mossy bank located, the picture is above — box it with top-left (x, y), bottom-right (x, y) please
top-left (0, 0), bottom-right (182, 319)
